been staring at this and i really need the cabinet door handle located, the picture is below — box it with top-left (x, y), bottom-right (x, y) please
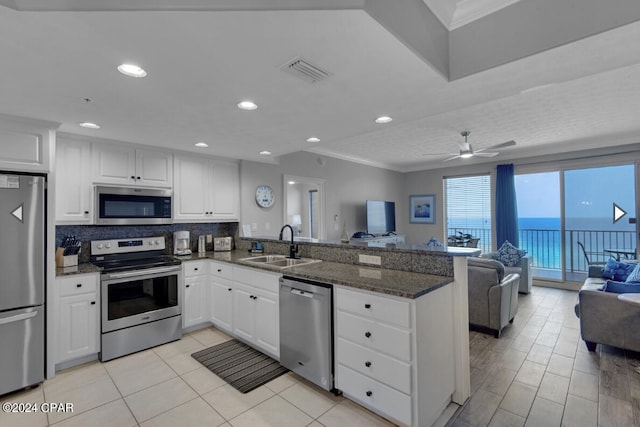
top-left (366, 391), bottom-right (373, 397)
top-left (76, 284), bottom-right (82, 288)
top-left (186, 284), bottom-right (190, 288)
top-left (194, 268), bottom-right (198, 271)
top-left (364, 303), bottom-right (371, 309)
top-left (91, 301), bottom-right (96, 305)
top-left (227, 288), bottom-right (232, 291)
top-left (130, 176), bottom-right (135, 180)
top-left (217, 269), bottom-right (222, 272)
top-left (365, 361), bottom-right (371, 367)
top-left (365, 331), bottom-right (371, 338)
top-left (84, 211), bottom-right (89, 214)
top-left (136, 176), bottom-right (141, 180)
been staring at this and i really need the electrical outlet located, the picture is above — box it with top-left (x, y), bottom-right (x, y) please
top-left (206, 234), bottom-right (212, 244)
top-left (359, 254), bottom-right (381, 265)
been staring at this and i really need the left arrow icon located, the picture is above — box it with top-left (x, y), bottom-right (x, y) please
top-left (11, 204), bottom-right (23, 222)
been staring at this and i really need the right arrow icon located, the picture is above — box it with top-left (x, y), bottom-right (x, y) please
top-left (613, 203), bottom-right (627, 224)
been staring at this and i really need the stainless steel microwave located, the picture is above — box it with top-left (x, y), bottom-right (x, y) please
top-left (95, 186), bottom-right (173, 225)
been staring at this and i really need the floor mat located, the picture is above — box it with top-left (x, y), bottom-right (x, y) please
top-left (191, 339), bottom-right (288, 393)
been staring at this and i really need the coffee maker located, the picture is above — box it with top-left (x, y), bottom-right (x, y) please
top-left (173, 231), bottom-right (191, 255)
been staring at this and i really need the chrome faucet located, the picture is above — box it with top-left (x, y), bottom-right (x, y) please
top-left (279, 224), bottom-right (299, 259)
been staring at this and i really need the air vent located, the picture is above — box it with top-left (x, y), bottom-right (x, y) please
top-left (280, 56), bottom-right (331, 84)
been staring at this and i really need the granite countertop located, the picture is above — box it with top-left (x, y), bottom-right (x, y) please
top-left (57, 250), bottom-right (454, 299)
top-left (180, 250), bottom-right (453, 299)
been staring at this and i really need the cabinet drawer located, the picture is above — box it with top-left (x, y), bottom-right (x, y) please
top-left (234, 266), bottom-right (279, 293)
top-left (336, 287), bottom-right (411, 329)
top-left (336, 337), bottom-right (411, 394)
top-left (337, 364), bottom-right (412, 426)
top-left (337, 311), bottom-right (411, 362)
top-left (210, 261), bottom-right (233, 280)
top-left (183, 260), bottom-right (208, 277)
top-left (57, 274), bottom-right (98, 297)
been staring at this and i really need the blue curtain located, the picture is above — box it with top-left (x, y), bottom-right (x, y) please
top-left (496, 164), bottom-right (519, 247)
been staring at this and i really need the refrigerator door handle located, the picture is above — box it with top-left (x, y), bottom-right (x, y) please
top-left (0, 311), bottom-right (38, 325)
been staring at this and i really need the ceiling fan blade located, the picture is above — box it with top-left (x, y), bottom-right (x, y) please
top-left (422, 152), bottom-right (458, 156)
top-left (474, 151), bottom-right (499, 157)
top-left (475, 140), bottom-right (516, 152)
top-left (443, 154), bottom-right (461, 162)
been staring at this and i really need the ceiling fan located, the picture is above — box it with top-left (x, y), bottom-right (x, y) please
top-left (425, 131), bottom-right (516, 162)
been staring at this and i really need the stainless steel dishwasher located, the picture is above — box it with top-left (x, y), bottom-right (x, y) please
top-left (279, 276), bottom-right (335, 392)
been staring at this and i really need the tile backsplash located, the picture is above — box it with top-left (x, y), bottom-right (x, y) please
top-left (56, 222), bottom-right (239, 262)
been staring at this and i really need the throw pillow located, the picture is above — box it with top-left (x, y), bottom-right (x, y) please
top-left (603, 279), bottom-right (640, 294)
top-left (625, 263), bottom-right (640, 283)
top-left (495, 241), bottom-right (527, 267)
top-left (601, 259), bottom-right (636, 281)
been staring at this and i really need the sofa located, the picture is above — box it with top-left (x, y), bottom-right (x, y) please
top-left (575, 264), bottom-right (640, 352)
top-left (468, 257), bottom-right (521, 338)
top-left (482, 252), bottom-right (532, 294)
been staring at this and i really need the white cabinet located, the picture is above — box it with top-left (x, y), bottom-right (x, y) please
top-left (231, 266), bottom-right (280, 358)
top-left (335, 284), bottom-right (456, 427)
top-left (209, 261), bottom-right (234, 333)
top-left (55, 273), bottom-right (99, 365)
top-left (182, 260), bottom-right (209, 329)
top-left (92, 144), bottom-right (172, 188)
top-left (55, 138), bottom-right (92, 224)
top-left (173, 155), bottom-right (239, 222)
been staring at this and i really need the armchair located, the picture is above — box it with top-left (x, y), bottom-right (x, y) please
top-left (467, 257), bottom-right (520, 338)
top-left (482, 251), bottom-right (532, 294)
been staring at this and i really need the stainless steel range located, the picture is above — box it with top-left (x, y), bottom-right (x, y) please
top-left (91, 236), bottom-right (182, 361)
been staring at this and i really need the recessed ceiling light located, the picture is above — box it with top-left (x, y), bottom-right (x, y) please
top-left (375, 116), bottom-right (393, 124)
top-left (117, 63), bottom-right (147, 78)
top-left (195, 142), bottom-right (208, 148)
top-left (79, 122), bottom-right (100, 129)
top-left (306, 137), bottom-right (320, 143)
top-left (259, 150), bottom-right (272, 156)
top-left (237, 100), bottom-right (258, 110)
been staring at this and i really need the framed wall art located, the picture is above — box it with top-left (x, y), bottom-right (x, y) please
top-left (409, 194), bottom-right (435, 224)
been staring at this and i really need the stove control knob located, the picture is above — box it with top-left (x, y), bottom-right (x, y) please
top-left (105, 243), bottom-right (112, 249)
top-left (97, 243), bottom-right (104, 249)
top-left (148, 240), bottom-right (154, 245)
top-left (154, 240), bottom-right (160, 245)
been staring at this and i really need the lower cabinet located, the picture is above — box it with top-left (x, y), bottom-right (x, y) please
top-left (183, 260), bottom-right (209, 329)
top-left (55, 273), bottom-right (99, 365)
top-left (232, 266), bottom-right (280, 359)
top-left (335, 284), bottom-right (456, 427)
top-left (209, 277), bottom-right (234, 333)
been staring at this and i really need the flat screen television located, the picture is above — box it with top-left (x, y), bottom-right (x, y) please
top-left (366, 200), bottom-right (396, 235)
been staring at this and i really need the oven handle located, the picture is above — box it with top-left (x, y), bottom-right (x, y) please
top-left (103, 265), bottom-right (182, 280)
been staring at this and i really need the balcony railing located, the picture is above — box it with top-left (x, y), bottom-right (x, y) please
top-left (447, 227), bottom-right (636, 273)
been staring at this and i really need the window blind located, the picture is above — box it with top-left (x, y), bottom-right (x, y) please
top-left (445, 174), bottom-right (491, 230)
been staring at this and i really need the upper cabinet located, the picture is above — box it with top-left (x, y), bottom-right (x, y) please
top-left (0, 114), bottom-right (58, 173)
top-left (173, 155), bottom-right (239, 222)
top-left (91, 144), bottom-right (173, 188)
top-left (55, 138), bottom-right (92, 224)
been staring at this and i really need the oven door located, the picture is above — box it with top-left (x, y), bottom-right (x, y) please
top-left (101, 266), bottom-right (182, 333)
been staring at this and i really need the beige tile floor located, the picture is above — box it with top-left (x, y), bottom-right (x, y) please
top-left (0, 327), bottom-right (395, 427)
top-left (2, 285), bottom-right (638, 427)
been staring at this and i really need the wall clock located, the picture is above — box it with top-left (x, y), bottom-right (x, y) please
top-left (255, 184), bottom-right (275, 208)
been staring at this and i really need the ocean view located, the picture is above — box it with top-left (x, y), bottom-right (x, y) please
top-left (448, 217), bottom-right (636, 270)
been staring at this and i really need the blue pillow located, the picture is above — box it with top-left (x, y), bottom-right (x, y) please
top-left (625, 264), bottom-right (640, 283)
top-left (495, 241), bottom-right (527, 267)
top-left (603, 280), bottom-right (640, 294)
top-left (601, 259), bottom-right (636, 281)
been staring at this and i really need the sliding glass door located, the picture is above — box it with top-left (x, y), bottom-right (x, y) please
top-left (515, 163), bottom-right (637, 282)
top-left (514, 172), bottom-right (562, 280)
top-left (564, 164), bottom-right (637, 280)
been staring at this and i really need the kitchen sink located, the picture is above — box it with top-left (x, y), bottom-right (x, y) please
top-left (239, 255), bottom-right (321, 269)
top-left (240, 255), bottom-right (286, 263)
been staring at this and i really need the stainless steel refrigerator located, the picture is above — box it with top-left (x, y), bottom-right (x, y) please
top-left (0, 173), bottom-right (45, 395)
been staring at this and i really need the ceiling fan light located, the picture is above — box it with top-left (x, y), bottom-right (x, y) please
top-left (460, 152), bottom-right (474, 159)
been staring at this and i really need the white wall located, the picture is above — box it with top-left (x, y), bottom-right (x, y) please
top-left (240, 151), bottom-right (405, 240)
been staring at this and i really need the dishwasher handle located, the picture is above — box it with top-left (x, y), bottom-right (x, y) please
top-left (291, 288), bottom-right (314, 298)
